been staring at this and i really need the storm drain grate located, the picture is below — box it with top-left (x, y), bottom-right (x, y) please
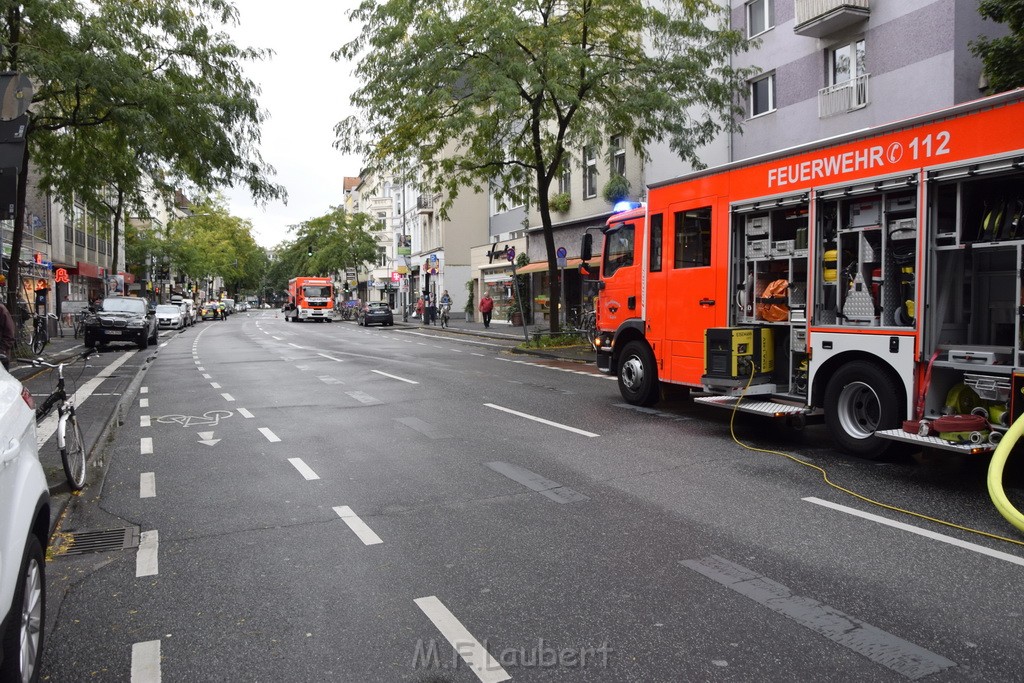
top-left (60, 527), bottom-right (141, 555)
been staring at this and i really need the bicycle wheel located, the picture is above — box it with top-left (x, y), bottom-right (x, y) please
top-left (60, 412), bottom-right (87, 490)
top-left (31, 323), bottom-right (47, 355)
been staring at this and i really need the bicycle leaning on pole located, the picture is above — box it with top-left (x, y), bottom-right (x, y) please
top-left (17, 349), bottom-right (95, 490)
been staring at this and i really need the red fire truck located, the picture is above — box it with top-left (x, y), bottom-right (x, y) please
top-left (285, 277), bottom-right (336, 322)
top-left (586, 89), bottom-right (1024, 458)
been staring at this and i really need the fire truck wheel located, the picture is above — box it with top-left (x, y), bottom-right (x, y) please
top-left (824, 360), bottom-right (900, 459)
top-left (618, 341), bottom-right (659, 406)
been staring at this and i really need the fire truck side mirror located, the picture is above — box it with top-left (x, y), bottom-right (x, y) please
top-left (580, 233), bottom-right (593, 261)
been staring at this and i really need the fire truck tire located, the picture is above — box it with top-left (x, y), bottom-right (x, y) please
top-left (618, 341), bottom-right (659, 406)
top-left (824, 361), bottom-right (900, 459)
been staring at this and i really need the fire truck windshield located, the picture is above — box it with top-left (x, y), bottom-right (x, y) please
top-left (603, 224), bottom-right (635, 277)
top-left (303, 286), bottom-right (331, 298)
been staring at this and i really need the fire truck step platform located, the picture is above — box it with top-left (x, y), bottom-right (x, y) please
top-left (874, 428), bottom-right (995, 454)
top-left (693, 395), bottom-right (809, 418)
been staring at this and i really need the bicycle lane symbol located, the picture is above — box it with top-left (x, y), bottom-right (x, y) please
top-left (156, 410), bottom-right (234, 428)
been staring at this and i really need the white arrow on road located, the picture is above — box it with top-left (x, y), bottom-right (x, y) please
top-left (197, 431), bottom-right (221, 446)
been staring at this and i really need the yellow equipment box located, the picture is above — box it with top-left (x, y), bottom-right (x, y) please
top-left (703, 326), bottom-right (775, 381)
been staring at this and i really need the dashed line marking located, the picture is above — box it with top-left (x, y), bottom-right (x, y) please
top-left (210, 382), bottom-right (221, 389)
top-left (485, 403), bottom-right (599, 437)
top-left (140, 415), bottom-right (151, 428)
top-left (414, 596), bottom-right (510, 683)
top-left (140, 398), bottom-right (149, 408)
top-left (317, 353), bottom-right (344, 362)
top-left (804, 497), bottom-right (1024, 568)
top-left (202, 373), bottom-right (212, 379)
top-left (346, 390), bottom-right (382, 405)
top-left (259, 427), bottom-right (281, 443)
top-left (197, 366), bottom-right (205, 371)
top-left (140, 437), bottom-right (153, 455)
top-left (140, 472), bottom-right (155, 498)
top-left (334, 506), bottom-right (383, 545)
top-left (238, 408), bottom-right (254, 419)
top-left (371, 370), bottom-right (418, 384)
top-left (136, 530), bottom-right (158, 577)
top-left (131, 640), bottom-right (161, 683)
top-left (140, 387), bottom-right (149, 394)
top-left (222, 393), bottom-right (235, 402)
top-left (288, 458), bottom-right (320, 480)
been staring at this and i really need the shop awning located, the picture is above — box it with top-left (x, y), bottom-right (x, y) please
top-left (514, 257), bottom-right (600, 274)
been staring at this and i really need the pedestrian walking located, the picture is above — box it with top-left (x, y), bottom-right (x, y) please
top-left (427, 295), bottom-right (438, 325)
top-left (0, 302), bottom-right (15, 370)
top-left (415, 296), bottom-right (424, 321)
top-left (479, 293), bottom-right (494, 328)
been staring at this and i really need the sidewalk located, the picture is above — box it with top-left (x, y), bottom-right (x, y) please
top-left (388, 313), bottom-right (597, 364)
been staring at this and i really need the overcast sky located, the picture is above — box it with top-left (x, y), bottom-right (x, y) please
top-left (222, 1), bottom-right (364, 249)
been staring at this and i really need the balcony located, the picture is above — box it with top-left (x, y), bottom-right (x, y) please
top-left (417, 194), bottom-right (433, 215)
top-left (794, 0), bottom-right (869, 38)
top-left (818, 74), bottom-right (870, 118)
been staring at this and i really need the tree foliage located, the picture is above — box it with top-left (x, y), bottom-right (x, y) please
top-left (163, 197), bottom-right (267, 297)
top-left (265, 207), bottom-right (382, 296)
top-left (335, 0), bottom-right (753, 332)
top-left (2, 0), bottom-right (284, 313)
top-left (972, 0), bottom-right (1024, 93)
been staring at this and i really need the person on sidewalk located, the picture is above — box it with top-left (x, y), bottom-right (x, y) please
top-left (427, 294), bottom-right (438, 325)
top-left (415, 296), bottom-right (424, 322)
top-left (0, 303), bottom-right (16, 370)
top-left (479, 293), bottom-right (494, 328)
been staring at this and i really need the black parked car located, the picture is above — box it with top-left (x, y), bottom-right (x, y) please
top-left (83, 297), bottom-right (159, 350)
top-left (357, 302), bottom-right (394, 327)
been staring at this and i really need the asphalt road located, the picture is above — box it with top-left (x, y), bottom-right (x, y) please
top-left (36, 311), bottom-right (1024, 681)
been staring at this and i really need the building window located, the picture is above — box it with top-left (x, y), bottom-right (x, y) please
top-left (377, 246), bottom-right (387, 267)
top-left (747, 0), bottom-right (774, 38)
top-left (673, 207), bottom-right (712, 269)
top-left (610, 135), bottom-right (625, 177)
top-left (583, 146), bottom-right (598, 199)
top-left (831, 39), bottom-right (866, 86)
top-left (749, 73), bottom-right (775, 118)
top-left (558, 166), bottom-right (571, 195)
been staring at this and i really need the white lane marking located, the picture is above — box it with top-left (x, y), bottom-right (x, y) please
top-left (317, 353), bottom-right (344, 362)
top-left (140, 415), bottom-right (151, 428)
top-left (259, 427), bottom-right (281, 443)
top-left (131, 640), bottom-right (161, 683)
top-left (197, 367), bottom-right (205, 371)
top-left (403, 330), bottom-right (506, 348)
top-left (345, 390), bottom-right (381, 405)
top-left (140, 386), bottom-right (149, 394)
top-left (318, 375), bottom-right (344, 385)
top-left (333, 506), bottom-right (383, 545)
top-left (140, 437), bottom-right (153, 455)
top-left (414, 596), bottom-right (510, 683)
top-left (452, 349), bottom-right (463, 353)
top-left (194, 360), bottom-right (201, 365)
top-left (140, 472), bottom-right (155, 498)
top-left (485, 403), bottom-right (599, 438)
top-left (371, 369), bottom-right (419, 385)
top-left (288, 342), bottom-right (303, 348)
top-left (272, 336), bottom-right (283, 340)
top-left (160, 342), bottom-right (168, 348)
top-left (202, 373), bottom-right (212, 379)
top-left (295, 365), bottom-right (309, 371)
top-left (472, 353), bottom-right (485, 357)
top-left (221, 393), bottom-right (235, 402)
top-left (38, 351), bottom-right (136, 449)
top-left (210, 382), bottom-right (221, 389)
top-left (238, 408), bottom-right (254, 419)
top-left (804, 497), bottom-right (1024, 568)
top-left (140, 398), bottom-right (149, 408)
top-left (136, 530), bottom-right (158, 577)
top-left (288, 458), bottom-right (320, 480)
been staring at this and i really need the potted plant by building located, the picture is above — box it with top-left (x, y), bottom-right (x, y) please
top-left (507, 296), bottom-right (524, 326)
top-left (464, 278), bottom-right (475, 322)
top-left (602, 174), bottom-right (631, 204)
top-left (549, 192), bottom-right (571, 213)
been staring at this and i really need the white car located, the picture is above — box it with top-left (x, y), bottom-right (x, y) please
top-left (155, 304), bottom-right (185, 330)
top-left (0, 360), bottom-right (50, 681)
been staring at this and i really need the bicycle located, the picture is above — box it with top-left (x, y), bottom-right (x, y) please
top-left (17, 349), bottom-right (95, 490)
top-left (439, 303), bottom-right (451, 328)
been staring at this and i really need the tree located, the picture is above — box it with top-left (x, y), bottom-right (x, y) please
top-left (266, 207), bottom-right (381, 297)
top-left (165, 197), bottom-right (266, 298)
top-left (2, 0), bottom-right (284, 316)
top-left (335, 0), bottom-right (753, 333)
top-left (971, 0), bottom-right (1024, 93)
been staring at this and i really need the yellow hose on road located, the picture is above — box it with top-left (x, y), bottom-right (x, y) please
top-left (987, 415), bottom-right (1024, 534)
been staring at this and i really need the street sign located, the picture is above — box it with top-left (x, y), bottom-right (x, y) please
top-left (557, 257), bottom-right (567, 268)
top-left (506, 247), bottom-right (516, 262)
top-left (556, 246), bottom-right (567, 258)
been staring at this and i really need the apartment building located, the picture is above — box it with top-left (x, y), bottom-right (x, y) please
top-left (730, 0), bottom-right (1003, 161)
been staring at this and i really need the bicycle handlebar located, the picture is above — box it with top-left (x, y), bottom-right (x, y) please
top-left (16, 347), bottom-right (96, 368)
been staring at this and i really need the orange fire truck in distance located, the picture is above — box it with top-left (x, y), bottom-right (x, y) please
top-left (585, 89), bottom-right (1024, 458)
top-left (285, 277), bottom-right (336, 322)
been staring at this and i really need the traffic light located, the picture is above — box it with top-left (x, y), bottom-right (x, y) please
top-left (307, 246), bottom-right (313, 257)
